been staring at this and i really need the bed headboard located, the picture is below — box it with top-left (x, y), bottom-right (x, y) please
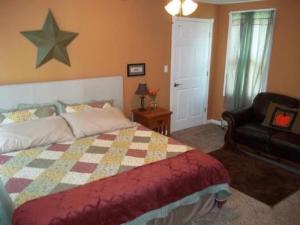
top-left (0, 76), bottom-right (123, 110)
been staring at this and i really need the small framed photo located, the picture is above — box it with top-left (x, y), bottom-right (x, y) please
top-left (127, 63), bottom-right (146, 77)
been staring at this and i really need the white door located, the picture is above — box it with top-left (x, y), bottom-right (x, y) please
top-left (171, 17), bottom-right (213, 132)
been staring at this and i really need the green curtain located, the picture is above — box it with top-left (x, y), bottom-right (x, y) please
top-left (224, 10), bottom-right (275, 111)
top-left (233, 12), bottom-right (254, 109)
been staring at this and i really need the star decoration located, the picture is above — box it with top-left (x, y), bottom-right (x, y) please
top-left (21, 10), bottom-right (79, 68)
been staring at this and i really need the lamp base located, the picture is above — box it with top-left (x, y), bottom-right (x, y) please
top-left (139, 95), bottom-right (146, 112)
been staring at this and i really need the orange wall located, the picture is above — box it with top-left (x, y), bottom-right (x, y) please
top-left (0, 0), bottom-right (217, 116)
top-left (209, 0), bottom-right (300, 119)
top-left (2, 1), bottom-right (297, 121)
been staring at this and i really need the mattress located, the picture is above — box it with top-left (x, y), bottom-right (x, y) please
top-left (0, 125), bottom-right (230, 225)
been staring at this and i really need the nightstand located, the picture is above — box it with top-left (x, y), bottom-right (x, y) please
top-left (132, 107), bottom-right (172, 136)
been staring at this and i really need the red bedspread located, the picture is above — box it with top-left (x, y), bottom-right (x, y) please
top-left (13, 150), bottom-right (230, 225)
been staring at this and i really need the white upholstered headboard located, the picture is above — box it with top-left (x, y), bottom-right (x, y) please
top-left (0, 76), bottom-right (123, 110)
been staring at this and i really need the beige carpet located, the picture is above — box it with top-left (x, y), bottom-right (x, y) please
top-left (171, 124), bottom-right (225, 153)
top-left (172, 124), bottom-right (300, 225)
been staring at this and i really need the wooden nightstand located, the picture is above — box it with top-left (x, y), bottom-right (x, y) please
top-left (132, 107), bottom-right (172, 136)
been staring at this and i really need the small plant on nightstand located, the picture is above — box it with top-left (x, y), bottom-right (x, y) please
top-left (147, 88), bottom-right (159, 110)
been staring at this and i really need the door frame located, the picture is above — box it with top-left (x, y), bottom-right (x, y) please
top-left (170, 17), bottom-right (214, 132)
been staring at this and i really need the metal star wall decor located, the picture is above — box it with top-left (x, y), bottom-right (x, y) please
top-left (21, 10), bottom-right (79, 68)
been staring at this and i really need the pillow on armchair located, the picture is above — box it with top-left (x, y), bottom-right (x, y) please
top-left (262, 102), bottom-right (300, 134)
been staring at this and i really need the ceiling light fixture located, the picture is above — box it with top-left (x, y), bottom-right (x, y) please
top-left (165, 0), bottom-right (198, 16)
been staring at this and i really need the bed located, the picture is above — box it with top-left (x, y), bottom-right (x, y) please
top-left (0, 76), bottom-right (230, 225)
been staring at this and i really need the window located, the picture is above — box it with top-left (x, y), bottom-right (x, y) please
top-left (224, 9), bottom-right (276, 111)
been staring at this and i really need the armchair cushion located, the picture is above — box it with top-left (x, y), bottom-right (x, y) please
top-left (234, 122), bottom-right (276, 151)
top-left (271, 132), bottom-right (300, 163)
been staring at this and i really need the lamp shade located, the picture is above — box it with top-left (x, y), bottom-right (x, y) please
top-left (165, 0), bottom-right (181, 16)
top-left (164, 0), bottom-right (198, 16)
top-left (182, 0), bottom-right (198, 16)
top-left (135, 83), bottom-right (148, 95)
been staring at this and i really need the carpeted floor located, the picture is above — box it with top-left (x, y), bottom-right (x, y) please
top-left (209, 149), bottom-right (300, 206)
top-left (171, 124), bottom-right (225, 153)
top-left (172, 124), bottom-right (300, 225)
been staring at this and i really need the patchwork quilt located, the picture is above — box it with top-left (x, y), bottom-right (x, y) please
top-left (13, 150), bottom-right (230, 225)
top-left (0, 125), bottom-right (192, 209)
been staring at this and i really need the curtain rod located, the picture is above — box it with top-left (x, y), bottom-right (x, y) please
top-left (229, 8), bottom-right (276, 15)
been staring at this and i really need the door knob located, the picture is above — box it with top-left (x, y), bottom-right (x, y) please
top-left (174, 83), bottom-right (182, 87)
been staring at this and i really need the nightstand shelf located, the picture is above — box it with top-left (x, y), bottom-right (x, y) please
top-left (132, 107), bottom-right (172, 136)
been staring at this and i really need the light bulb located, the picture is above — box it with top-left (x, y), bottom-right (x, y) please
top-left (165, 0), bottom-right (181, 16)
top-left (182, 0), bottom-right (198, 16)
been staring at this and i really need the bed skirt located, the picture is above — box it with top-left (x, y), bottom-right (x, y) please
top-left (125, 183), bottom-right (230, 225)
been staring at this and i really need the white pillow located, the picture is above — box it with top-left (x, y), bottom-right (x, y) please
top-left (61, 107), bottom-right (135, 138)
top-left (0, 116), bottom-right (75, 153)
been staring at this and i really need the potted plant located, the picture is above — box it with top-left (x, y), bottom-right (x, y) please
top-left (147, 88), bottom-right (159, 110)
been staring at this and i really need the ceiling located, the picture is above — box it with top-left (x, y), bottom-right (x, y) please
top-left (195, 0), bottom-right (264, 4)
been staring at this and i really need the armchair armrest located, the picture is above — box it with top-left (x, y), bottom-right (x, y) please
top-left (222, 106), bottom-right (254, 147)
top-left (222, 106), bottom-right (254, 128)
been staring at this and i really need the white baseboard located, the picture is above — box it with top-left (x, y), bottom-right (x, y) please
top-left (207, 119), bottom-right (222, 126)
top-left (207, 119), bottom-right (228, 127)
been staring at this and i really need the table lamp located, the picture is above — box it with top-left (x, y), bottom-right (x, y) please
top-left (135, 82), bottom-right (148, 111)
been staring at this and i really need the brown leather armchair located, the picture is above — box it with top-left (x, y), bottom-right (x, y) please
top-left (222, 92), bottom-right (300, 164)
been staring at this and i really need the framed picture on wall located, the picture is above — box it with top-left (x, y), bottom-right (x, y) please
top-left (127, 63), bottom-right (146, 77)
